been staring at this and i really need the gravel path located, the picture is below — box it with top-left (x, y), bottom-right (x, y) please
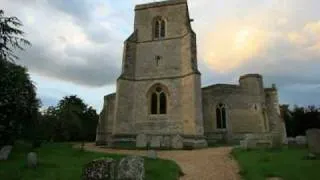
top-left (83, 143), bottom-right (241, 180)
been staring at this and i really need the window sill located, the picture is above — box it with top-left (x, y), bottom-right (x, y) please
top-left (214, 129), bottom-right (227, 132)
top-left (148, 114), bottom-right (168, 120)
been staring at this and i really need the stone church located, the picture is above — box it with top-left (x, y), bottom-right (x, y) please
top-left (96, 0), bottom-right (286, 149)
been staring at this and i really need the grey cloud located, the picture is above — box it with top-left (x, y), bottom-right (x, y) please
top-left (47, 0), bottom-right (91, 22)
top-left (2, 0), bottom-right (124, 87)
top-left (17, 43), bottom-right (121, 87)
top-left (46, 0), bottom-right (109, 44)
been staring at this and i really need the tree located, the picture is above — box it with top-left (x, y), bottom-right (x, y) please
top-left (39, 106), bottom-right (58, 141)
top-left (282, 104), bottom-right (320, 137)
top-left (0, 10), bottom-right (37, 147)
top-left (0, 10), bottom-right (31, 62)
top-left (0, 60), bottom-right (40, 146)
top-left (56, 95), bottom-right (87, 142)
top-left (38, 95), bottom-right (99, 145)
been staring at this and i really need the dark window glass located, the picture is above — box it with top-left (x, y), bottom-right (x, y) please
top-left (221, 107), bottom-right (226, 128)
top-left (160, 20), bottom-right (166, 37)
top-left (151, 93), bottom-right (157, 114)
top-left (216, 108), bottom-right (221, 129)
top-left (155, 21), bottom-right (160, 38)
top-left (159, 92), bottom-right (166, 114)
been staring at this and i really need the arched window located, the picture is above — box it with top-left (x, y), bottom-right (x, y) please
top-left (149, 85), bottom-right (167, 115)
top-left (154, 18), bottom-right (166, 39)
top-left (216, 103), bottom-right (227, 129)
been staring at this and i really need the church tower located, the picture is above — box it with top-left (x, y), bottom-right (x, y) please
top-left (112, 0), bottom-right (207, 148)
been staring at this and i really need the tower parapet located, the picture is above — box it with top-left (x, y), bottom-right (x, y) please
top-left (239, 74), bottom-right (264, 96)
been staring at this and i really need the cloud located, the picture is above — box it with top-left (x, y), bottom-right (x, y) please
top-left (1, 0), bottom-right (124, 87)
top-left (201, 20), bottom-right (270, 72)
top-left (1, 0), bottom-right (320, 109)
top-left (287, 21), bottom-right (320, 55)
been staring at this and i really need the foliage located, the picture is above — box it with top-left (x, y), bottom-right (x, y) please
top-left (0, 60), bottom-right (40, 147)
top-left (38, 96), bottom-right (99, 142)
top-left (232, 147), bottom-right (320, 180)
top-left (0, 9), bottom-right (31, 62)
top-left (0, 142), bottom-right (182, 180)
top-left (281, 105), bottom-right (320, 137)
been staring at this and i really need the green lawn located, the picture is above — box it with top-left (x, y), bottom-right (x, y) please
top-left (232, 147), bottom-right (320, 180)
top-left (0, 142), bottom-right (182, 180)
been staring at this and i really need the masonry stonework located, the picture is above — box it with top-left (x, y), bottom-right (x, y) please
top-left (96, 0), bottom-right (286, 148)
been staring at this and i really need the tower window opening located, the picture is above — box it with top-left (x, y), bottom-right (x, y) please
top-left (154, 18), bottom-right (166, 39)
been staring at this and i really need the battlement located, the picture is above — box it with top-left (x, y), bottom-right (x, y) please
top-left (239, 73), bottom-right (262, 80)
top-left (202, 84), bottom-right (240, 90)
top-left (135, 0), bottom-right (187, 11)
top-left (104, 93), bottom-right (116, 101)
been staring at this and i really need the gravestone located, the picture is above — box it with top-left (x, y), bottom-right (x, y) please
top-left (271, 133), bottom-right (282, 148)
top-left (0, 145), bottom-right (13, 160)
top-left (172, 135), bottom-right (183, 149)
top-left (286, 137), bottom-right (296, 145)
top-left (296, 136), bottom-right (307, 145)
top-left (150, 136), bottom-right (162, 148)
top-left (136, 134), bottom-right (147, 148)
top-left (161, 136), bottom-right (171, 148)
top-left (27, 152), bottom-right (38, 168)
top-left (147, 150), bottom-right (157, 159)
top-left (82, 157), bottom-right (116, 180)
top-left (117, 156), bottom-right (144, 180)
top-left (306, 129), bottom-right (320, 155)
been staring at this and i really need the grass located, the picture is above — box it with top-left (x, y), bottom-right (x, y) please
top-left (0, 142), bottom-right (182, 180)
top-left (232, 147), bottom-right (320, 180)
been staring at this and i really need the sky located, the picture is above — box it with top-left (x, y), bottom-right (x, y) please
top-left (1, 0), bottom-right (320, 112)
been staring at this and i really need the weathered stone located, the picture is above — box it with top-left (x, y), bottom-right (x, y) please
top-left (286, 137), bottom-right (296, 145)
top-left (240, 133), bottom-right (273, 149)
top-left (161, 136), bottom-right (171, 148)
top-left (266, 177), bottom-right (283, 180)
top-left (136, 134), bottom-right (147, 148)
top-left (95, 0), bottom-right (284, 149)
top-left (150, 136), bottom-right (162, 148)
top-left (0, 145), bottom-right (12, 160)
top-left (172, 135), bottom-right (183, 149)
top-left (82, 158), bottom-right (116, 180)
top-left (296, 136), bottom-right (307, 145)
top-left (240, 140), bottom-right (247, 149)
top-left (306, 129), bottom-right (320, 155)
top-left (244, 134), bottom-right (255, 140)
top-left (305, 153), bottom-right (317, 160)
top-left (147, 150), bottom-right (157, 159)
top-left (27, 152), bottom-right (38, 168)
top-left (271, 133), bottom-right (282, 148)
top-left (117, 156), bottom-right (144, 180)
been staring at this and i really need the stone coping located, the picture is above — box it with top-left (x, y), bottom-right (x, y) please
top-left (239, 73), bottom-right (262, 80)
top-left (135, 0), bottom-right (187, 11)
top-left (202, 84), bottom-right (240, 90)
top-left (104, 93), bottom-right (116, 99)
top-left (118, 71), bottom-right (201, 82)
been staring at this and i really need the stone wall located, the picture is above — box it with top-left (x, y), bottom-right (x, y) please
top-left (96, 93), bottom-right (115, 145)
top-left (134, 0), bottom-right (189, 43)
top-left (96, 0), bottom-right (284, 148)
top-left (265, 86), bottom-right (287, 144)
top-left (112, 0), bottom-right (205, 147)
top-left (202, 74), bottom-right (271, 144)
